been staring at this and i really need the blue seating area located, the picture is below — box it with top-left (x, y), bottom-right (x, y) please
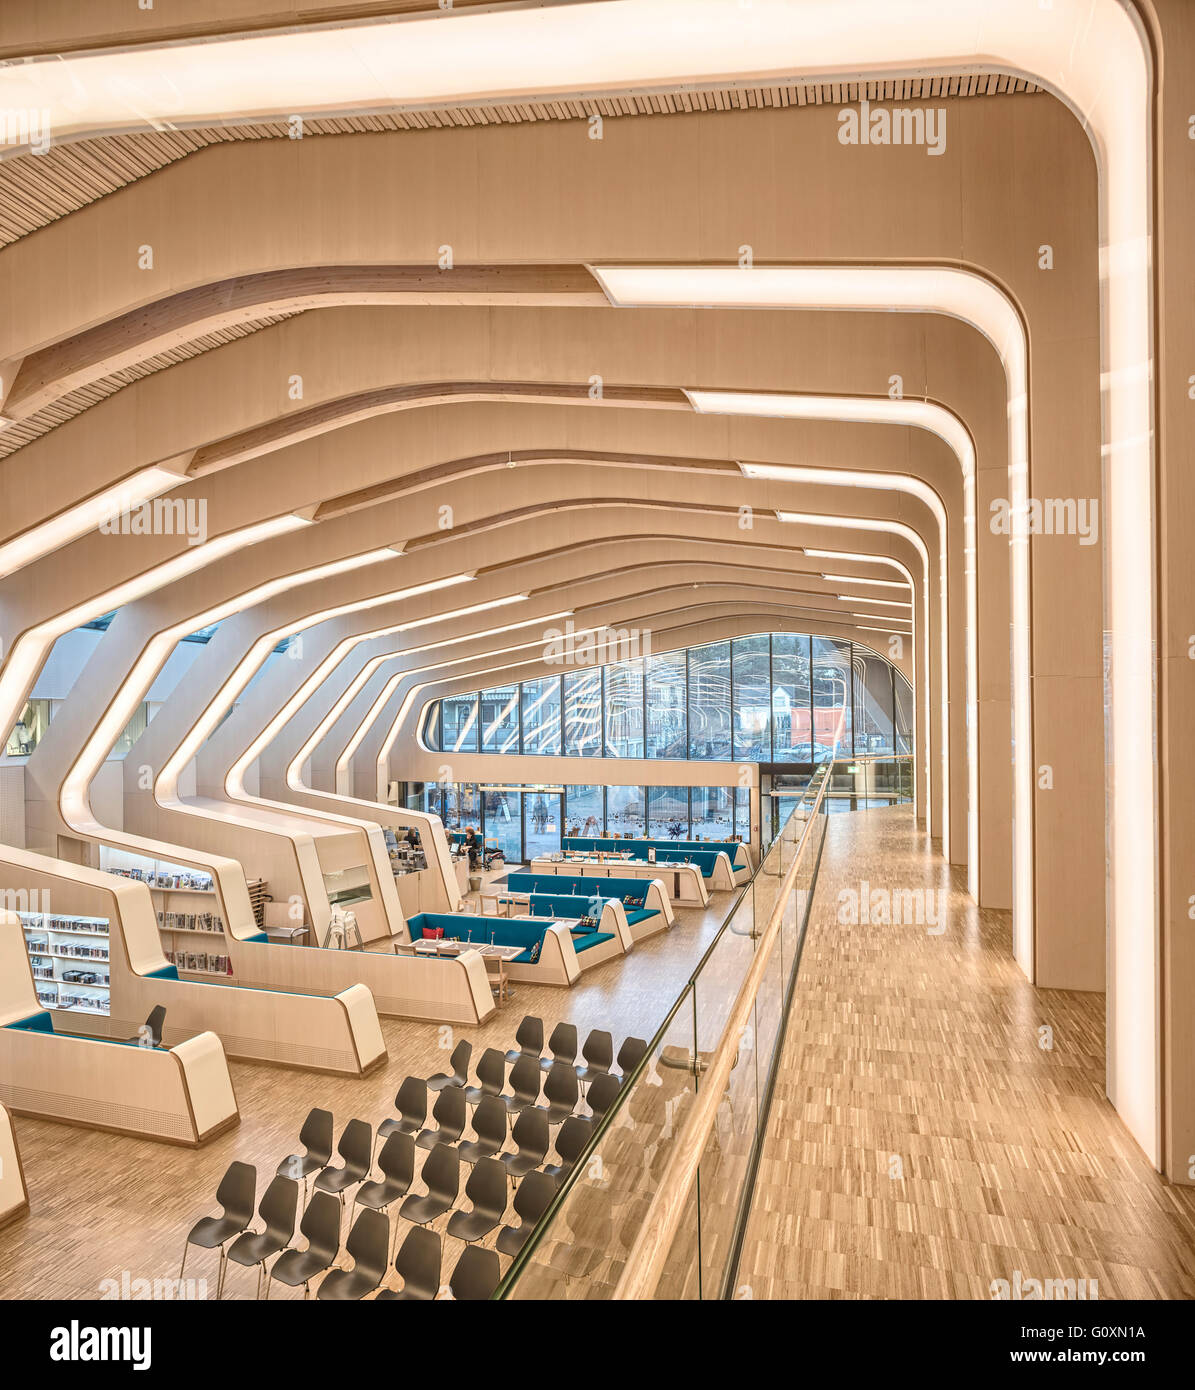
top-left (504, 877), bottom-right (661, 930)
top-left (406, 912), bottom-right (614, 962)
top-left (561, 836), bottom-right (744, 879)
top-left (5, 1012), bottom-right (139, 1045)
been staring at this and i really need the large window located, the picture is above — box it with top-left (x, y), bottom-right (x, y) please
top-left (688, 641), bottom-right (731, 760)
top-left (645, 652), bottom-right (687, 758)
top-left (441, 694), bottom-right (479, 753)
top-left (812, 637), bottom-right (852, 762)
top-left (482, 787), bottom-right (522, 861)
top-left (771, 633), bottom-right (812, 763)
top-left (565, 785), bottom-right (604, 837)
top-left (647, 786), bottom-right (690, 839)
top-left (563, 669), bottom-right (602, 757)
top-left (521, 676), bottom-right (562, 756)
top-left (444, 783), bottom-right (480, 832)
top-left (604, 659), bottom-right (644, 758)
top-left (853, 650), bottom-right (895, 755)
top-left (480, 686), bottom-right (519, 754)
top-left (732, 635), bottom-right (771, 762)
top-left (606, 784), bottom-right (645, 838)
top-left (692, 786), bottom-right (733, 840)
top-left (420, 633), bottom-right (912, 765)
top-left (524, 791), bottom-right (562, 859)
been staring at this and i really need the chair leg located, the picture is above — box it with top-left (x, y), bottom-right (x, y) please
top-left (215, 1248), bottom-right (228, 1300)
top-left (179, 1241), bottom-right (189, 1281)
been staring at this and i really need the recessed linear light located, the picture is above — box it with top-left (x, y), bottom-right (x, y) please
top-left (852, 613), bottom-right (912, 625)
top-left (856, 625), bottom-right (911, 636)
top-left (836, 596), bottom-right (913, 609)
top-left (820, 573), bottom-right (909, 590)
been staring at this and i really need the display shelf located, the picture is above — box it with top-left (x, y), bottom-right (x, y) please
top-left (21, 910), bottom-right (113, 1018)
top-left (159, 925), bottom-right (226, 936)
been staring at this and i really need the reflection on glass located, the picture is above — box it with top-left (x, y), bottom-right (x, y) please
top-left (732, 635), bottom-right (770, 761)
top-left (480, 685), bottom-right (519, 754)
top-left (770, 633), bottom-right (811, 763)
top-left (604, 659), bottom-right (644, 758)
top-left (812, 637), bottom-right (852, 762)
top-left (521, 676), bottom-right (562, 755)
top-left (688, 641), bottom-right (731, 760)
top-left (441, 693), bottom-right (479, 753)
top-left (565, 784), bottom-right (604, 837)
top-left (852, 650), bottom-right (895, 755)
top-left (692, 786), bottom-right (732, 840)
top-left (894, 670), bottom-right (915, 754)
top-left (564, 669), bottom-right (602, 756)
top-left (482, 788), bottom-right (522, 860)
top-left (444, 783), bottom-right (480, 832)
top-left (645, 652), bottom-right (687, 758)
top-left (647, 785), bottom-right (690, 838)
top-left (606, 784), bottom-right (645, 838)
top-left (524, 791), bottom-right (562, 859)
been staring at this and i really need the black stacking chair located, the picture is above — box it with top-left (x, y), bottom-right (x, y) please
top-left (426, 1040), bottom-right (471, 1093)
top-left (317, 1208), bottom-right (389, 1301)
top-left (504, 1014), bottom-right (544, 1066)
top-left (276, 1107), bottom-right (333, 1196)
top-left (585, 1071), bottom-right (623, 1122)
top-left (223, 1176), bottom-right (298, 1299)
top-left (501, 1054), bottom-right (543, 1115)
top-left (446, 1157), bottom-right (508, 1245)
top-left (268, 1191), bottom-right (341, 1300)
top-left (353, 1130), bottom-right (415, 1240)
top-left (496, 1170), bottom-right (557, 1257)
top-left (540, 1021), bottom-right (579, 1072)
top-left (500, 1107), bottom-right (549, 1179)
top-left (179, 1160), bottom-right (256, 1291)
top-left (614, 1036), bottom-right (649, 1082)
top-left (448, 1245), bottom-right (501, 1300)
top-left (376, 1227), bottom-right (442, 1301)
top-left (458, 1095), bottom-right (508, 1164)
top-left (377, 1076), bottom-right (427, 1149)
top-left (537, 1060), bottom-right (579, 1125)
top-left (575, 1029), bottom-right (614, 1087)
top-left (313, 1118), bottom-right (371, 1204)
top-left (128, 1004), bottom-right (166, 1048)
top-left (464, 1047), bottom-right (506, 1105)
top-left (399, 1142), bottom-right (459, 1228)
top-left (416, 1084), bottom-right (467, 1150)
top-left (543, 1116), bottom-right (592, 1181)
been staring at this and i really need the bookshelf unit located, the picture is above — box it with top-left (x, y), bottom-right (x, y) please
top-left (98, 845), bottom-right (232, 979)
top-left (20, 912), bottom-right (111, 1016)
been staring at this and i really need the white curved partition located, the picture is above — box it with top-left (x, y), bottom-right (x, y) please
top-left (0, 1102), bottom-right (28, 1230)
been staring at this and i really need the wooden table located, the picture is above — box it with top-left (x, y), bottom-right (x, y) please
top-left (413, 939), bottom-right (523, 1003)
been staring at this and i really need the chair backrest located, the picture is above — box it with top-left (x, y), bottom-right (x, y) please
top-left (465, 1157), bottom-right (508, 1219)
top-left (301, 1191), bottom-right (344, 1263)
top-left (299, 1107), bottom-right (334, 1165)
top-left (395, 1226), bottom-right (441, 1299)
top-left (396, 1075), bottom-right (428, 1127)
top-left (215, 1161), bottom-right (257, 1225)
top-left (422, 1142), bottom-right (461, 1204)
top-left (509, 1054), bottom-right (542, 1103)
top-left (582, 1028), bottom-right (614, 1071)
top-left (338, 1118), bottom-right (372, 1177)
top-left (617, 1036), bottom-right (649, 1075)
top-left (511, 1107), bottom-right (549, 1160)
top-left (432, 1084), bottom-right (467, 1136)
top-left (448, 1039), bottom-right (472, 1081)
top-left (544, 1059), bottom-right (579, 1109)
top-left (586, 1072), bottom-right (622, 1119)
top-left (345, 1208), bottom-right (390, 1283)
top-left (475, 1047), bottom-right (506, 1093)
top-left (259, 1175), bottom-right (299, 1243)
top-left (471, 1095), bottom-right (508, 1149)
top-left (547, 1021), bottom-right (578, 1065)
top-left (555, 1116), bottom-right (592, 1168)
top-left (143, 1004), bottom-right (166, 1046)
top-left (377, 1130), bottom-right (415, 1187)
top-left (515, 1014), bottom-right (544, 1055)
top-left (514, 1169), bottom-right (557, 1224)
top-left (449, 1245), bottom-right (501, 1300)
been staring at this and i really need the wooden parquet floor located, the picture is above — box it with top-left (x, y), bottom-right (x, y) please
top-left (736, 806), bottom-right (1195, 1300)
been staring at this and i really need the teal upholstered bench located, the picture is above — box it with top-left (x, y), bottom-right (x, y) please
top-left (407, 911), bottom-right (547, 964)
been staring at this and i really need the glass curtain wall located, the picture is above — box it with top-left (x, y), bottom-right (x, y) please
top-left (687, 640), bottom-right (732, 760)
top-left (731, 635), bottom-right (771, 761)
top-left (647, 786), bottom-right (690, 839)
top-left (604, 659), bottom-right (644, 758)
top-left (607, 784), bottom-right (645, 837)
top-left (563, 669), bottom-right (602, 756)
top-left (482, 787), bottom-right (522, 860)
top-left (480, 686), bottom-right (519, 754)
top-left (565, 785), bottom-right (604, 837)
top-left (770, 633), bottom-right (812, 763)
top-left (645, 651), bottom-right (687, 758)
top-left (524, 791), bottom-right (563, 859)
top-left (521, 676), bottom-right (562, 755)
top-left (811, 637), bottom-right (852, 763)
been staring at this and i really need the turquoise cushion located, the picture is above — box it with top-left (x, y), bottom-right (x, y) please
top-left (145, 965), bottom-right (179, 980)
top-left (5, 1010), bottom-right (55, 1033)
top-left (572, 932), bottom-right (614, 954)
top-left (625, 909), bottom-right (659, 926)
top-left (244, 931), bottom-right (268, 944)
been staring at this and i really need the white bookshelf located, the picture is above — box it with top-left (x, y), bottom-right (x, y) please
top-left (20, 911), bottom-right (111, 1016)
top-left (98, 844), bottom-right (232, 979)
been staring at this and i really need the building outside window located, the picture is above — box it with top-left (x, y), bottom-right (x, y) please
top-left (645, 651), bottom-right (687, 758)
top-left (482, 787), bottom-right (522, 860)
top-left (812, 636), bottom-right (853, 762)
top-left (521, 676), bottom-right (562, 755)
top-left (693, 785), bottom-right (734, 839)
top-left (441, 693), bottom-right (479, 753)
top-left (606, 784), bottom-right (645, 837)
top-left (732, 634), bottom-right (771, 761)
top-left (604, 658), bottom-right (644, 758)
top-left (687, 640), bottom-right (732, 759)
top-left (565, 784), bottom-right (604, 837)
top-left (647, 785), bottom-right (690, 839)
top-left (480, 686), bottom-right (519, 754)
top-left (771, 633), bottom-right (812, 763)
top-left (563, 668), bottom-right (602, 756)
top-left (524, 790), bottom-right (562, 859)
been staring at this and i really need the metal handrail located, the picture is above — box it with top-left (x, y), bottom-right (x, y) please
top-left (612, 765), bottom-right (832, 1300)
